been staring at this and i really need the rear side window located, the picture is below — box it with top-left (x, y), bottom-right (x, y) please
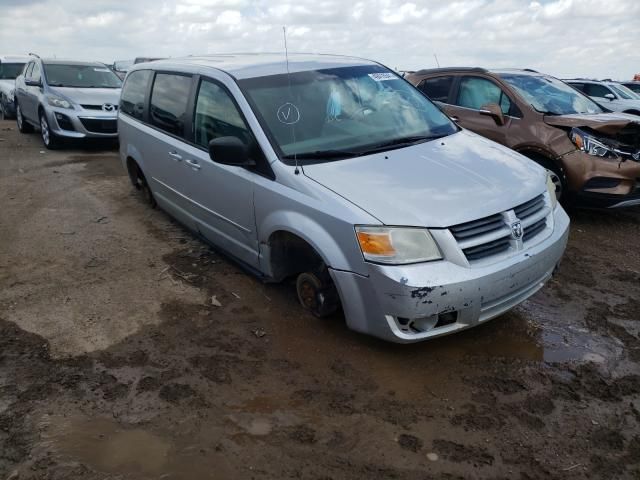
top-left (585, 83), bottom-right (613, 98)
top-left (568, 82), bottom-right (586, 93)
top-left (457, 76), bottom-right (511, 115)
top-left (419, 76), bottom-right (454, 102)
top-left (120, 70), bottom-right (152, 120)
top-left (193, 79), bottom-right (252, 148)
top-left (149, 73), bottom-right (192, 137)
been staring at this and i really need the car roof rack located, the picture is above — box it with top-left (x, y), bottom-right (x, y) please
top-left (28, 52), bottom-right (40, 58)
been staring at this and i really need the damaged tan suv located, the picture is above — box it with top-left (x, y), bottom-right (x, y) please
top-left (406, 68), bottom-right (640, 208)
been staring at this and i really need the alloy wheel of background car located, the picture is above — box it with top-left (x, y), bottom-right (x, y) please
top-left (547, 169), bottom-right (564, 201)
top-left (16, 104), bottom-right (33, 133)
top-left (39, 113), bottom-right (59, 149)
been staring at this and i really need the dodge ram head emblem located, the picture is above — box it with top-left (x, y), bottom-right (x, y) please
top-left (102, 103), bottom-right (116, 112)
top-left (511, 221), bottom-right (523, 240)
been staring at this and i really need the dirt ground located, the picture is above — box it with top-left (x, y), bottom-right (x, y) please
top-left (1, 119), bottom-right (639, 480)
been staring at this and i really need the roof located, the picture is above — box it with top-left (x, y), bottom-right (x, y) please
top-left (407, 67), bottom-right (542, 77)
top-left (130, 53), bottom-right (379, 79)
top-left (0, 55), bottom-right (30, 63)
top-left (41, 59), bottom-right (107, 66)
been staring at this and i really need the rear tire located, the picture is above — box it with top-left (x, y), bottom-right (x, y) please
top-left (132, 163), bottom-right (156, 208)
top-left (16, 103), bottom-right (34, 133)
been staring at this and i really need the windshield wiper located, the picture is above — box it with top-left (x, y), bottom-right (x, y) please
top-left (356, 134), bottom-right (444, 155)
top-left (282, 149), bottom-right (362, 160)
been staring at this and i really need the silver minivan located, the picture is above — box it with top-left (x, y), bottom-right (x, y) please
top-left (118, 54), bottom-right (569, 343)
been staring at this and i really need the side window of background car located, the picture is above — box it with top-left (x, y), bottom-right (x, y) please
top-left (457, 77), bottom-right (511, 115)
top-left (585, 84), bottom-right (613, 98)
top-left (419, 76), bottom-right (454, 103)
top-left (149, 73), bottom-right (192, 137)
top-left (193, 79), bottom-right (252, 149)
top-left (120, 70), bottom-right (152, 120)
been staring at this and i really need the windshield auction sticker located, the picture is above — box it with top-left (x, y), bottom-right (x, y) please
top-left (368, 72), bottom-right (397, 81)
top-left (277, 103), bottom-right (301, 125)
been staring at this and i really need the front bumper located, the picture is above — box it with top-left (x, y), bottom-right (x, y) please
top-left (331, 206), bottom-right (570, 343)
top-left (563, 150), bottom-right (640, 208)
top-left (1, 96), bottom-right (16, 117)
top-left (45, 107), bottom-right (118, 139)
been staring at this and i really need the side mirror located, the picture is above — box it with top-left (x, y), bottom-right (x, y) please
top-left (208, 136), bottom-right (256, 167)
top-left (479, 103), bottom-right (505, 126)
top-left (25, 78), bottom-right (41, 87)
top-left (604, 93), bottom-right (615, 101)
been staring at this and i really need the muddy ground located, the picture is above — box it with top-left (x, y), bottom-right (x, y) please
top-left (0, 119), bottom-right (639, 480)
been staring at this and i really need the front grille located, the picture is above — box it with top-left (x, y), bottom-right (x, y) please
top-left (450, 193), bottom-right (550, 263)
top-left (514, 194), bottom-right (545, 219)
top-left (81, 104), bottom-right (118, 111)
top-left (79, 118), bottom-right (117, 134)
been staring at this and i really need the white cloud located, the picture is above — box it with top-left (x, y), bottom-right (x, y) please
top-left (0, 0), bottom-right (638, 80)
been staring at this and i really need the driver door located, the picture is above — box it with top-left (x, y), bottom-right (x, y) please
top-left (446, 75), bottom-right (518, 146)
top-left (23, 62), bottom-right (42, 122)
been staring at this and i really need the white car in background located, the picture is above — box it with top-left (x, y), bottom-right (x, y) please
top-left (565, 79), bottom-right (640, 116)
top-left (0, 55), bottom-right (29, 120)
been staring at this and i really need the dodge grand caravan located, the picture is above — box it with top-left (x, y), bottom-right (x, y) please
top-left (118, 54), bottom-right (569, 343)
top-left (407, 68), bottom-right (640, 208)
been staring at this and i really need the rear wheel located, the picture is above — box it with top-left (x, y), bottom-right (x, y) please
top-left (16, 103), bottom-right (34, 133)
top-left (132, 162), bottom-right (156, 208)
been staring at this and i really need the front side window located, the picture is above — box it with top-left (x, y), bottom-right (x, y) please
top-left (24, 62), bottom-right (34, 79)
top-left (585, 83), bottom-right (613, 98)
top-left (43, 63), bottom-right (122, 88)
top-left (194, 79), bottom-right (252, 148)
top-left (457, 77), bottom-right (511, 114)
top-left (149, 73), bottom-right (192, 137)
top-left (31, 63), bottom-right (41, 83)
top-left (500, 74), bottom-right (603, 115)
top-left (419, 76), bottom-right (454, 103)
top-left (0, 63), bottom-right (26, 80)
top-left (120, 69), bottom-right (152, 120)
top-left (239, 65), bottom-right (457, 161)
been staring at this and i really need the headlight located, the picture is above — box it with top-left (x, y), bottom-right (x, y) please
top-left (355, 226), bottom-right (442, 264)
top-left (46, 94), bottom-right (73, 109)
top-left (546, 173), bottom-right (558, 210)
top-left (570, 128), bottom-right (617, 159)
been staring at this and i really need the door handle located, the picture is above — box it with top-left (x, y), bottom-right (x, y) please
top-left (450, 115), bottom-right (459, 122)
top-left (185, 158), bottom-right (201, 171)
top-left (168, 151), bottom-right (182, 161)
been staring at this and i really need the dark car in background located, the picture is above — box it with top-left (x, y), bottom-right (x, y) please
top-left (406, 68), bottom-right (640, 208)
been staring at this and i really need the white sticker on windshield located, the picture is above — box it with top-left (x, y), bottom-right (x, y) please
top-left (277, 103), bottom-right (301, 125)
top-left (368, 72), bottom-right (396, 82)
top-left (94, 68), bottom-right (110, 72)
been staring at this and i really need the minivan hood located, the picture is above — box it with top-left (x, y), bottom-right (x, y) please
top-left (49, 87), bottom-right (121, 106)
top-left (302, 130), bottom-right (546, 228)
top-left (543, 112), bottom-right (640, 136)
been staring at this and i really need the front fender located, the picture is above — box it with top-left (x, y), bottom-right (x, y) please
top-left (258, 210), bottom-right (361, 277)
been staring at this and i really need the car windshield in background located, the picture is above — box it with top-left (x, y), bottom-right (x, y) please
top-left (609, 83), bottom-right (639, 100)
top-left (0, 63), bottom-right (26, 80)
top-left (499, 74), bottom-right (603, 115)
top-left (239, 65), bottom-right (457, 160)
top-left (43, 64), bottom-right (122, 88)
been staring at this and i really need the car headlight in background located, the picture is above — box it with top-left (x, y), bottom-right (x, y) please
top-left (570, 128), bottom-right (617, 159)
top-left (8, 89), bottom-right (15, 102)
top-left (546, 173), bottom-right (558, 209)
top-left (46, 94), bottom-right (73, 109)
top-left (355, 226), bottom-right (442, 264)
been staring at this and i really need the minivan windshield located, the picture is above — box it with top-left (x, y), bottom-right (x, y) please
top-left (239, 65), bottom-right (457, 160)
top-left (499, 74), bottom-right (603, 115)
top-left (43, 63), bottom-right (122, 88)
top-left (0, 63), bottom-right (26, 80)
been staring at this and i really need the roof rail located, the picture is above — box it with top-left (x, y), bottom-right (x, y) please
top-left (413, 67), bottom-right (487, 75)
top-left (523, 68), bottom-right (538, 73)
top-left (28, 52), bottom-right (40, 58)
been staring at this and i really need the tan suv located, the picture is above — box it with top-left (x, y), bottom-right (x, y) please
top-left (406, 68), bottom-right (640, 208)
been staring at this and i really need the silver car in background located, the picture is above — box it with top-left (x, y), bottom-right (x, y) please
top-left (14, 57), bottom-right (122, 148)
top-left (118, 54), bottom-right (569, 343)
top-left (565, 79), bottom-right (640, 116)
top-left (0, 55), bottom-right (29, 120)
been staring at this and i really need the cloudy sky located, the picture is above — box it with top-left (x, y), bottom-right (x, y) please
top-left (1, 0), bottom-right (638, 80)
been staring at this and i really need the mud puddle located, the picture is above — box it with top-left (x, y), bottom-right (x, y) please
top-left (37, 415), bottom-right (232, 480)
